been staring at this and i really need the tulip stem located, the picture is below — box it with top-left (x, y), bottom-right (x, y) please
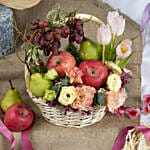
top-left (108, 35), bottom-right (117, 60)
top-left (102, 45), bottom-right (105, 64)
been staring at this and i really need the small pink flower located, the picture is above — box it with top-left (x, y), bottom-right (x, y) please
top-left (141, 95), bottom-right (150, 115)
top-left (97, 24), bottom-right (111, 45)
top-left (71, 86), bottom-right (96, 111)
top-left (142, 105), bottom-right (149, 115)
top-left (114, 105), bottom-right (126, 117)
top-left (125, 108), bottom-right (140, 120)
top-left (116, 39), bottom-right (132, 59)
top-left (106, 88), bottom-right (127, 113)
top-left (107, 11), bottom-right (125, 36)
top-left (143, 94), bottom-right (150, 105)
top-left (65, 67), bottom-right (83, 84)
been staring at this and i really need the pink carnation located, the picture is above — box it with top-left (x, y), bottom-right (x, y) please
top-left (125, 108), bottom-right (140, 120)
top-left (66, 67), bottom-right (83, 84)
top-left (71, 86), bottom-right (96, 111)
top-left (106, 88), bottom-right (127, 113)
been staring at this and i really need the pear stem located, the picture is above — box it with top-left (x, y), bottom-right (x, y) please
top-left (9, 80), bottom-right (15, 90)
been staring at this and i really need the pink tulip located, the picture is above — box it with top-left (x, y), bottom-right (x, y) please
top-left (97, 24), bottom-right (111, 46)
top-left (116, 39), bottom-right (132, 59)
top-left (107, 11), bottom-right (125, 36)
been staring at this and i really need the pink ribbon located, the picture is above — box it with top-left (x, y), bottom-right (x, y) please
top-left (112, 125), bottom-right (150, 150)
top-left (0, 119), bottom-right (15, 150)
top-left (21, 125), bottom-right (33, 150)
top-left (0, 114), bottom-right (34, 150)
top-left (21, 111), bottom-right (35, 150)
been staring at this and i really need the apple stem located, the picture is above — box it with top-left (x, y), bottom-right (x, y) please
top-left (9, 80), bottom-right (15, 90)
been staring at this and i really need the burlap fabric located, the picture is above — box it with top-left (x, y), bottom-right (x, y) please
top-left (0, 0), bottom-right (142, 150)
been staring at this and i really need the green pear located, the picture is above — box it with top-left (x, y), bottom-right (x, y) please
top-left (1, 80), bottom-right (24, 112)
top-left (79, 38), bottom-right (102, 60)
top-left (30, 73), bottom-right (53, 97)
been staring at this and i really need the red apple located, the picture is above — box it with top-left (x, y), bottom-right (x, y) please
top-left (4, 104), bottom-right (34, 132)
top-left (47, 51), bottom-right (76, 77)
top-left (79, 60), bottom-right (108, 88)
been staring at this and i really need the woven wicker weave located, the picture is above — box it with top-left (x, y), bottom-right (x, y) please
top-left (25, 13), bottom-right (107, 128)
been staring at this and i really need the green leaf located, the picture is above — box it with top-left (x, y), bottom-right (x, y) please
top-left (65, 44), bottom-right (82, 66)
top-left (105, 42), bottom-right (111, 60)
top-left (93, 94), bottom-right (98, 105)
top-left (97, 93), bottom-right (105, 105)
top-left (124, 86), bottom-right (128, 93)
top-left (109, 35), bottom-right (124, 62)
top-left (110, 47), bottom-right (117, 62)
top-left (59, 77), bottom-right (70, 86)
top-left (117, 34), bottom-right (125, 45)
top-left (40, 65), bottom-right (47, 73)
top-left (56, 105), bottom-right (63, 109)
top-left (51, 85), bottom-right (61, 95)
top-left (118, 51), bottom-right (135, 69)
top-left (32, 66), bottom-right (40, 73)
top-left (131, 35), bottom-right (139, 41)
top-left (46, 7), bottom-right (68, 27)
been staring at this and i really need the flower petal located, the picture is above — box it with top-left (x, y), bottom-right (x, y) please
top-left (125, 108), bottom-right (140, 120)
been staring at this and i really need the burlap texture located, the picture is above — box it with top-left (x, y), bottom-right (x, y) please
top-left (0, 0), bottom-right (142, 150)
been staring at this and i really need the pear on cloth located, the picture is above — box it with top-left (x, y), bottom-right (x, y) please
top-left (1, 80), bottom-right (24, 112)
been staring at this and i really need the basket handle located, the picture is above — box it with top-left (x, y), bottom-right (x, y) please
top-left (75, 13), bottom-right (103, 26)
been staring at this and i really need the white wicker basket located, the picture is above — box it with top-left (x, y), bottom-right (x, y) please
top-left (25, 13), bottom-right (107, 128)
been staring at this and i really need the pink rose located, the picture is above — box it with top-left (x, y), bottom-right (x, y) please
top-left (106, 88), bottom-right (127, 113)
top-left (71, 86), bottom-right (96, 111)
top-left (125, 108), bottom-right (140, 120)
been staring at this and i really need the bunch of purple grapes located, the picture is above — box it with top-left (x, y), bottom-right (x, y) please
top-left (28, 18), bottom-right (84, 56)
top-left (67, 19), bottom-right (84, 44)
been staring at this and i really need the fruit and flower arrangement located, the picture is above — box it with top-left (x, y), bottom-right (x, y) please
top-left (13, 7), bottom-right (149, 124)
